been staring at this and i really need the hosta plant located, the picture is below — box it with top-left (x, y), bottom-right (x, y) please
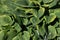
top-left (0, 0), bottom-right (60, 40)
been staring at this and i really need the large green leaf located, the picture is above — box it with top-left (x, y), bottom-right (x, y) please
top-left (38, 0), bottom-right (42, 3)
top-left (23, 18), bottom-right (28, 25)
top-left (12, 32), bottom-right (22, 40)
top-left (56, 28), bottom-right (60, 36)
top-left (39, 21), bottom-right (46, 37)
top-left (0, 31), bottom-right (4, 40)
top-left (37, 7), bottom-right (45, 18)
top-left (42, 0), bottom-right (58, 8)
top-left (22, 31), bottom-right (30, 40)
top-left (49, 0), bottom-right (58, 8)
top-left (27, 26), bottom-right (33, 35)
top-left (46, 13), bottom-right (56, 24)
top-left (12, 36), bottom-right (18, 40)
top-left (0, 15), bottom-right (13, 26)
top-left (48, 25), bottom-right (57, 39)
top-left (0, 4), bottom-right (9, 13)
top-left (33, 36), bottom-right (38, 40)
top-left (33, 29), bottom-right (39, 39)
top-left (43, 0), bottom-right (53, 3)
top-left (12, 23), bottom-right (21, 33)
top-left (7, 29), bottom-right (17, 40)
top-left (54, 9), bottom-right (60, 18)
top-left (30, 17), bottom-right (40, 25)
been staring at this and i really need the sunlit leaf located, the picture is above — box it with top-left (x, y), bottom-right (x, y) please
top-left (46, 13), bottom-right (56, 24)
top-left (0, 15), bottom-right (13, 26)
top-left (43, 0), bottom-right (53, 3)
top-left (37, 7), bottom-right (45, 18)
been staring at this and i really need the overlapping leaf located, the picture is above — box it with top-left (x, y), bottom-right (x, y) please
top-left (0, 15), bottom-right (13, 26)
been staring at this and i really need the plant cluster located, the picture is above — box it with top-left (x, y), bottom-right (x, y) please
top-left (0, 0), bottom-right (60, 40)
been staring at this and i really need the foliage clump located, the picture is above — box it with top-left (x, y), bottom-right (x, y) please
top-left (0, 0), bottom-right (60, 40)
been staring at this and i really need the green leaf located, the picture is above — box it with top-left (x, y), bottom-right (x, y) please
top-left (54, 9), bottom-right (60, 18)
top-left (32, 9), bottom-right (38, 18)
top-left (7, 29), bottom-right (17, 40)
top-left (56, 28), bottom-right (60, 36)
top-left (23, 18), bottom-right (28, 25)
top-left (12, 36), bottom-right (18, 40)
top-left (49, 9), bottom-right (54, 13)
top-left (12, 23), bottom-right (21, 32)
top-left (48, 25), bottom-right (57, 39)
top-left (33, 36), bottom-right (37, 40)
top-left (14, 0), bottom-right (29, 6)
top-left (22, 31), bottom-right (30, 40)
top-left (53, 22), bottom-right (59, 27)
top-left (49, 0), bottom-right (58, 8)
top-left (0, 15), bottom-right (13, 26)
top-left (0, 5), bottom-right (9, 13)
top-left (34, 30), bottom-right (39, 38)
top-left (46, 13), bottom-right (56, 24)
top-left (39, 21), bottom-right (46, 37)
top-left (30, 17), bottom-right (40, 25)
top-left (12, 32), bottom-right (22, 40)
top-left (27, 26), bottom-right (32, 35)
top-left (37, 7), bottom-right (45, 18)
top-left (43, 0), bottom-right (53, 3)
top-left (0, 31), bottom-right (4, 40)
top-left (38, 0), bottom-right (42, 3)
top-left (42, 0), bottom-right (58, 8)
